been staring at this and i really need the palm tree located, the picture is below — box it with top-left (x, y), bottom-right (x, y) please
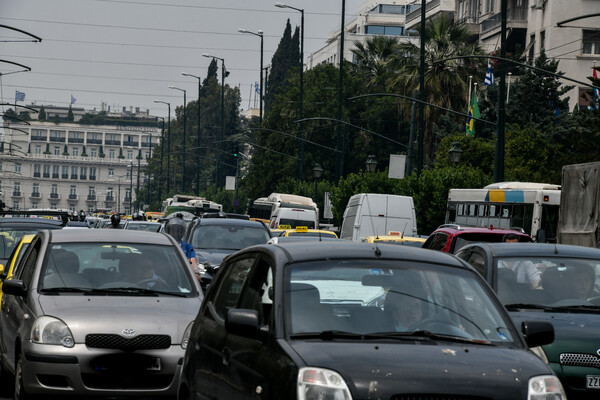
top-left (393, 15), bottom-right (483, 162)
top-left (351, 36), bottom-right (400, 91)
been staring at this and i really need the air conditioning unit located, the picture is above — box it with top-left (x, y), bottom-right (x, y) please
top-left (532, 0), bottom-right (546, 10)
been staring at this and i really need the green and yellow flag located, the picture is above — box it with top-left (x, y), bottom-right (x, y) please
top-left (466, 92), bottom-right (480, 136)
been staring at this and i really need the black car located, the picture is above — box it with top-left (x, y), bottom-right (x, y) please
top-left (455, 242), bottom-right (600, 399)
top-left (178, 241), bottom-right (565, 400)
top-left (183, 218), bottom-right (271, 288)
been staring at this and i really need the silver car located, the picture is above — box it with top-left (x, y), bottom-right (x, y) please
top-left (0, 229), bottom-right (202, 399)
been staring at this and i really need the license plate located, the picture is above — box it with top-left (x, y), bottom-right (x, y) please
top-left (586, 375), bottom-right (600, 389)
top-left (146, 358), bottom-right (161, 371)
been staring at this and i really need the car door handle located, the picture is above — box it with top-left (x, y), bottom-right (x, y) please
top-left (222, 347), bottom-right (230, 366)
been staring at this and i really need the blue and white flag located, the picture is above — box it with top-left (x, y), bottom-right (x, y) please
top-left (71, 94), bottom-right (77, 105)
top-left (15, 90), bottom-right (25, 102)
top-left (484, 60), bottom-right (495, 86)
top-left (254, 82), bottom-right (261, 94)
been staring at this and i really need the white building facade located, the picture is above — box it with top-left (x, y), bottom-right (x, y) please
top-left (0, 118), bottom-right (160, 215)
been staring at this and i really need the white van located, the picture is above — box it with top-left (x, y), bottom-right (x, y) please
top-left (340, 193), bottom-right (418, 241)
top-left (269, 207), bottom-right (319, 229)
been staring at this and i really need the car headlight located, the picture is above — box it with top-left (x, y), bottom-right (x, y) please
top-left (528, 375), bottom-right (566, 400)
top-left (181, 321), bottom-right (194, 349)
top-left (530, 346), bottom-right (549, 364)
top-left (31, 316), bottom-right (75, 348)
top-left (297, 367), bottom-right (352, 400)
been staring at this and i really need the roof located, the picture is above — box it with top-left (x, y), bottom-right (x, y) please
top-left (255, 241), bottom-right (469, 269)
top-left (47, 229), bottom-right (174, 245)
top-left (194, 218), bottom-right (268, 228)
top-left (464, 242), bottom-right (600, 259)
top-left (0, 218), bottom-right (65, 228)
top-left (362, 235), bottom-right (426, 243)
top-left (433, 224), bottom-right (530, 236)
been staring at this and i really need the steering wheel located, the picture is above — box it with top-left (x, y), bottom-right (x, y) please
top-left (137, 276), bottom-right (170, 290)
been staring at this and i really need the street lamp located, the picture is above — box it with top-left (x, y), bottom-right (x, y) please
top-left (275, 2), bottom-right (305, 180)
top-left (153, 100), bottom-right (171, 196)
top-left (169, 86), bottom-right (187, 193)
top-left (237, 28), bottom-right (264, 127)
top-left (365, 155), bottom-right (377, 172)
top-left (203, 53), bottom-right (227, 187)
top-left (182, 72), bottom-right (202, 195)
top-left (312, 163), bottom-right (323, 202)
top-left (448, 142), bottom-right (463, 164)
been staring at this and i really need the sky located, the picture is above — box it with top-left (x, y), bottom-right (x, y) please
top-left (1, 0), bottom-right (365, 119)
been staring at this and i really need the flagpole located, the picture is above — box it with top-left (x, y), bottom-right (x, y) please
top-left (467, 75), bottom-right (473, 111)
top-left (507, 72), bottom-right (512, 103)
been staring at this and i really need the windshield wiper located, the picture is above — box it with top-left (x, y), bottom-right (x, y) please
top-left (504, 303), bottom-right (556, 311)
top-left (549, 305), bottom-right (600, 312)
top-left (41, 287), bottom-right (92, 294)
top-left (86, 287), bottom-right (187, 297)
top-left (289, 330), bottom-right (493, 345)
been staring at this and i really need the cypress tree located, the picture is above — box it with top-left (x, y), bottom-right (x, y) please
top-left (38, 106), bottom-right (46, 120)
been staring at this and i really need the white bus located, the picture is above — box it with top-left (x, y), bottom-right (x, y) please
top-left (445, 182), bottom-right (561, 243)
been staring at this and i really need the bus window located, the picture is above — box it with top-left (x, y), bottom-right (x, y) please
top-left (457, 204), bottom-right (465, 216)
top-left (478, 205), bottom-right (487, 217)
top-left (501, 207), bottom-right (510, 218)
top-left (541, 204), bottom-right (559, 242)
top-left (490, 205), bottom-right (498, 217)
top-left (468, 204), bottom-right (476, 216)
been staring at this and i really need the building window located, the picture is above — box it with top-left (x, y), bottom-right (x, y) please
top-left (71, 166), bottom-right (78, 179)
top-left (51, 184), bottom-right (58, 194)
top-left (583, 30), bottom-right (600, 55)
top-left (43, 165), bottom-right (50, 178)
top-left (91, 148), bottom-right (97, 157)
top-left (146, 151), bottom-right (150, 159)
top-left (52, 165), bottom-right (59, 178)
top-left (107, 187), bottom-right (114, 199)
top-left (69, 205), bottom-right (76, 213)
top-left (33, 183), bottom-right (39, 194)
top-left (15, 163), bottom-right (21, 173)
top-left (108, 168), bottom-right (114, 177)
top-left (80, 167), bottom-right (87, 180)
top-left (50, 203), bottom-right (57, 210)
top-left (109, 149), bottom-right (115, 159)
top-left (126, 169), bottom-right (131, 179)
top-left (487, 0), bottom-right (495, 13)
top-left (13, 202), bottom-right (19, 210)
top-left (14, 182), bottom-right (21, 195)
top-left (34, 164), bottom-right (41, 177)
top-left (73, 147), bottom-right (79, 156)
top-left (31, 203), bottom-right (38, 209)
top-left (90, 167), bottom-right (97, 180)
top-left (54, 146), bottom-right (60, 155)
top-left (540, 30), bottom-right (545, 52)
top-left (35, 145), bottom-right (41, 154)
top-left (62, 166), bottom-right (69, 179)
top-left (127, 150), bottom-right (133, 159)
top-left (70, 185), bottom-right (77, 195)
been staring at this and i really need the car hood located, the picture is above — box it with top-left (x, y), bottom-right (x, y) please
top-left (37, 295), bottom-right (201, 344)
top-left (289, 341), bottom-right (550, 399)
top-left (509, 310), bottom-right (600, 363)
top-left (194, 249), bottom-right (235, 266)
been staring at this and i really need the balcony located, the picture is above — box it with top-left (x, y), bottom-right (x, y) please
top-left (123, 141), bottom-right (139, 147)
top-left (33, 172), bottom-right (41, 178)
top-left (80, 175), bottom-right (87, 180)
top-left (69, 138), bottom-right (84, 143)
top-left (12, 191), bottom-right (22, 198)
top-left (481, 7), bottom-right (528, 34)
top-left (49, 193), bottom-right (59, 199)
top-left (105, 140), bottom-right (121, 146)
top-left (62, 174), bottom-right (69, 179)
top-left (89, 175), bottom-right (96, 181)
top-left (68, 194), bottom-right (78, 201)
top-left (43, 173), bottom-right (50, 178)
top-left (87, 195), bottom-right (97, 201)
top-left (31, 136), bottom-right (47, 141)
top-left (124, 196), bottom-right (132, 203)
top-left (141, 142), bottom-right (156, 148)
top-left (87, 139), bottom-right (102, 144)
top-left (49, 137), bottom-right (66, 143)
top-left (52, 173), bottom-right (59, 179)
top-left (30, 192), bottom-right (41, 198)
top-left (106, 196), bottom-right (115, 202)
top-left (71, 175), bottom-right (78, 180)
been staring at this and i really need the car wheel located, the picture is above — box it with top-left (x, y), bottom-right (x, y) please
top-left (14, 353), bottom-right (35, 400)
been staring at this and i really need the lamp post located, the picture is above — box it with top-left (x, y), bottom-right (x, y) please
top-left (237, 28), bottom-right (264, 127)
top-left (153, 100), bottom-right (171, 196)
top-left (169, 86), bottom-right (187, 193)
top-left (182, 72), bottom-right (202, 195)
top-left (365, 155), bottom-right (377, 172)
top-left (448, 142), bottom-right (463, 164)
top-left (275, 2), bottom-right (305, 179)
top-left (312, 163), bottom-right (323, 203)
top-left (203, 53), bottom-right (226, 187)
top-left (337, 0), bottom-right (346, 180)
top-left (156, 117), bottom-right (165, 202)
top-left (418, 0), bottom-right (425, 175)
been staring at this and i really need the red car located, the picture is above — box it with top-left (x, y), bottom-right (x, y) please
top-left (422, 224), bottom-right (532, 253)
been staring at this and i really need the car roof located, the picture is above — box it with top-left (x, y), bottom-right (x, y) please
top-left (46, 229), bottom-right (173, 245)
top-left (433, 224), bottom-right (530, 236)
top-left (193, 218), bottom-right (268, 228)
top-left (0, 218), bottom-right (65, 228)
top-left (462, 242), bottom-right (600, 258)
top-left (363, 235), bottom-right (426, 242)
top-left (244, 241), bottom-right (469, 269)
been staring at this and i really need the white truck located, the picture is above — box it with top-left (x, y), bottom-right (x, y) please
top-left (267, 193), bottom-right (319, 229)
top-left (340, 193), bottom-right (418, 241)
top-left (557, 161), bottom-right (600, 247)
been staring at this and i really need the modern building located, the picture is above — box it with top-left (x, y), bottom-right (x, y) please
top-left (306, 0), bottom-right (418, 69)
top-left (0, 107), bottom-right (160, 215)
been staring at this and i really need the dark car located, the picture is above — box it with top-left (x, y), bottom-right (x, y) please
top-left (183, 218), bottom-right (271, 288)
top-left (0, 217), bottom-right (65, 266)
top-left (422, 223), bottom-right (532, 253)
top-left (178, 241), bottom-right (565, 400)
top-left (455, 242), bottom-right (600, 399)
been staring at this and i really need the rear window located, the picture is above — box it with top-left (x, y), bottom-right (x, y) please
top-left (191, 224), bottom-right (271, 250)
top-left (452, 233), bottom-right (530, 253)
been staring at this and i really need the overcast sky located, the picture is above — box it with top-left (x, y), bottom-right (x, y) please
top-left (1, 0), bottom-right (365, 119)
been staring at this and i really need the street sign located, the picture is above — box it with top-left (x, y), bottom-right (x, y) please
top-left (233, 199), bottom-right (240, 207)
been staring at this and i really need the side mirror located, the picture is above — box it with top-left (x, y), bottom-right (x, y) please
top-left (0, 264), bottom-right (4, 276)
top-left (226, 308), bottom-right (267, 342)
top-left (3, 280), bottom-right (27, 297)
top-left (522, 320), bottom-right (554, 348)
top-left (536, 229), bottom-right (547, 243)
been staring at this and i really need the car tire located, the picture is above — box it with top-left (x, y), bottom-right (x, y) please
top-left (14, 353), bottom-right (35, 400)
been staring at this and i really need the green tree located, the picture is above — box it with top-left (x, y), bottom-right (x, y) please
top-left (38, 106), bottom-right (46, 120)
top-left (66, 106), bottom-right (74, 122)
top-left (265, 19), bottom-right (300, 112)
top-left (351, 35), bottom-right (400, 92)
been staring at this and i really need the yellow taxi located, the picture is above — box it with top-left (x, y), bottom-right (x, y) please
top-left (278, 226), bottom-right (338, 238)
top-left (361, 232), bottom-right (426, 247)
top-left (0, 234), bottom-right (35, 307)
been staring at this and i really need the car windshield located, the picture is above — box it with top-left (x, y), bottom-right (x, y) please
top-left (495, 257), bottom-right (600, 307)
top-left (125, 222), bottom-right (162, 232)
top-left (0, 226), bottom-right (60, 260)
top-left (39, 242), bottom-right (196, 296)
top-left (190, 225), bottom-right (270, 250)
top-left (286, 260), bottom-right (515, 344)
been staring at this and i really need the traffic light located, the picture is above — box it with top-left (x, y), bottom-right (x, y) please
top-left (233, 144), bottom-right (239, 157)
